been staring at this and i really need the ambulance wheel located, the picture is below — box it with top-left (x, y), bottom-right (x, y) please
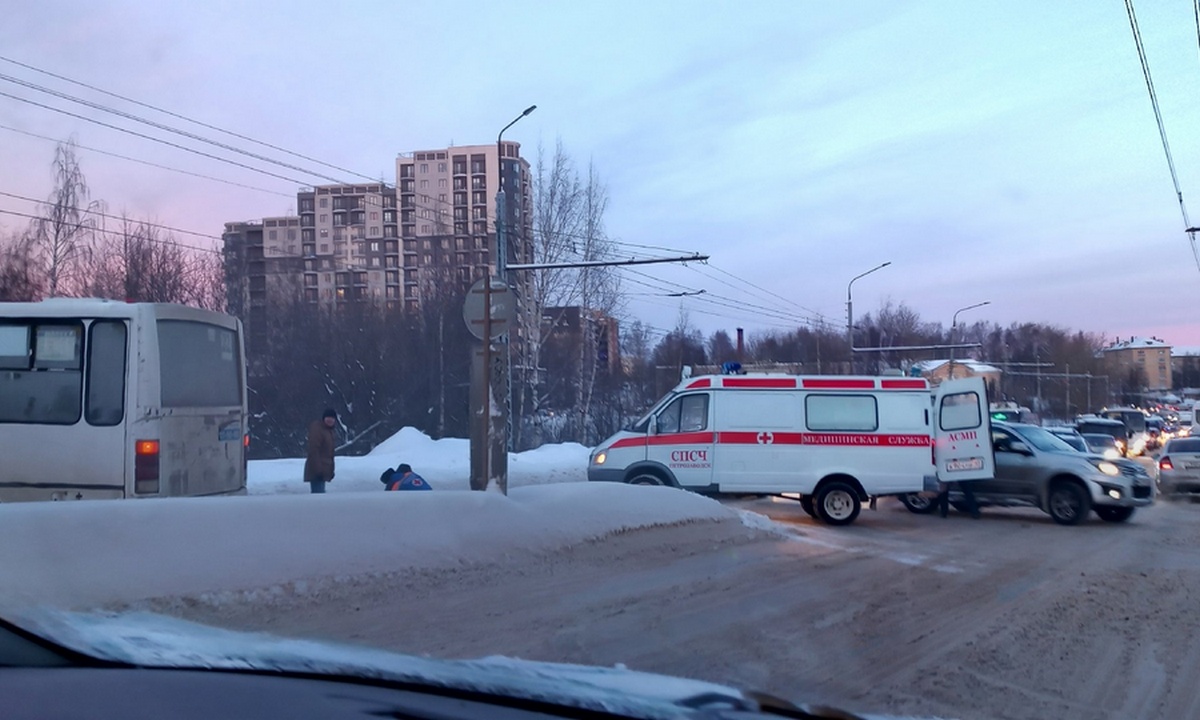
top-left (900, 492), bottom-right (938, 514)
top-left (799, 495), bottom-right (817, 518)
top-left (627, 472), bottom-right (663, 486)
top-left (816, 481), bottom-right (861, 526)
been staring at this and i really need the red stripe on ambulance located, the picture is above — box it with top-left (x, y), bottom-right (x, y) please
top-left (880, 379), bottom-right (927, 389)
top-left (722, 377), bottom-right (797, 388)
top-left (801, 378), bottom-right (876, 389)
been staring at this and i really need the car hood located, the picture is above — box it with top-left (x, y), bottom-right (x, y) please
top-left (8, 610), bottom-right (922, 720)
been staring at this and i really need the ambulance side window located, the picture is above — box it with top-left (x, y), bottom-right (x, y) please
top-left (657, 394), bottom-right (709, 434)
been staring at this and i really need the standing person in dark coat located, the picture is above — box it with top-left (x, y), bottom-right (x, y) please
top-left (304, 408), bottom-right (337, 494)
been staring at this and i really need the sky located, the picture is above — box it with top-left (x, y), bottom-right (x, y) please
top-left (2, 0), bottom-right (1200, 345)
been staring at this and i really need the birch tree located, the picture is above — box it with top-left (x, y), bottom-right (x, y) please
top-left (523, 140), bottom-right (622, 443)
top-left (34, 139), bottom-right (98, 296)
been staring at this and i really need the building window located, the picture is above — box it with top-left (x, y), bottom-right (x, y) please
top-left (320, 244), bottom-right (329, 253)
top-left (472, 191), bottom-right (486, 205)
top-left (420, 179), bottom-right (429, 189)
top-left (268, 230), bottom-right (277, 240)
top-left (370, 257), bottom-right (380, 267)
top-left (472, 207), bottom-right (485, 220)
top-left (319, 228), bottom-right (328, 237)
top-left (420, 163), bottom-right (428, 173)
top-left (438, 162), bottom-right (447, 172)
top-left (319, 198), bottom-right (328, 208)
top-left (439, 179), bottom-right (448, 188)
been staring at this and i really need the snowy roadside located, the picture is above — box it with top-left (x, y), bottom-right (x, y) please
top-left (249, 427), bottom-right (591, 494)
top-left (0, 483), bottom-right (742, 612)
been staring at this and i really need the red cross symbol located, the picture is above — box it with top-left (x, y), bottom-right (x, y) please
top-left (757, 431), bottom-right (774, 445)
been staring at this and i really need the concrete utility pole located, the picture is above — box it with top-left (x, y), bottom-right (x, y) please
top-left (472, 105), bottom-right (535, 495)
top-left (846, 261), bottom-right (890, 374)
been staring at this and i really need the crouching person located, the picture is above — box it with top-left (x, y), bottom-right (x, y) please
top-left (382, 463), bottom-right (431, 491)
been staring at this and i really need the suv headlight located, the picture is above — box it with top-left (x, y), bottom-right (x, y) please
top-left (1091, 460), bottom-right (1121, 477)
top-left (593, 451), bottom-right (607, 465)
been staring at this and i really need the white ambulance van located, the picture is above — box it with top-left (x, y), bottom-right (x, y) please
top-left (588, 374), bottom-right (994, 525)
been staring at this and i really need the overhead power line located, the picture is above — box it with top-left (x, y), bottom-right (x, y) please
top-left (0, 89), bottom-right (314, 185)
top-left (698, 263), bottom-right (827, 320)
top-left (0, 123), bottom-right (293, 197)
top-left (0, 208), bottom-right (220, 255)
top-left (1124, 0), bottom-right (1200, 270)
top-left (0, 190), bottom-right (221, 241)
top-left (0, 72), bottom-right (350, 185)
top-left (0, 54), bottom-right (376, 182)
top-left (621, 267), bottom-right (821, 328)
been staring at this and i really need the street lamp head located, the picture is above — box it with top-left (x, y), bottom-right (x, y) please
top-left (522, 105), bottom-right (537, 116)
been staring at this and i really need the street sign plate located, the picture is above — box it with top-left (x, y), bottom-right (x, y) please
top-left (462, 277), bottom-right (515, 340)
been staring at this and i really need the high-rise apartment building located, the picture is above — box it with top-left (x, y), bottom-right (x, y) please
top-left (223, 143), bottom-right (532, 319)
top-left (395, 142), bottom-right (533, 313)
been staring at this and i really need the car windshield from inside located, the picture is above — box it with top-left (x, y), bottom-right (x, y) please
top-left (1013, 425), bottom-right (1079, 453)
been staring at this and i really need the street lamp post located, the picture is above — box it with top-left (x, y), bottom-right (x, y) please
top-left (846, 262), bottom-right (891, 374)
top-left (476, 104), bottom-right (536, 495)
top-left (948, 301), bottom-right (991, 380)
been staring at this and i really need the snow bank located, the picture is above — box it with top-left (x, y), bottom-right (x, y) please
top-left (0, 483), bottom-right (732, 611)
top-left (249, 426), bottom-right (591, 495)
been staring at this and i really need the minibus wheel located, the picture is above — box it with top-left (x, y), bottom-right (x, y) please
top-left (816, 481), bottom-right (861, 526)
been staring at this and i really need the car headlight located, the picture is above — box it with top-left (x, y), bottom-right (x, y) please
top-left (593, 451), bottom-right (607, 465)
top-left (1094, 461), bottom-right (1121, 477)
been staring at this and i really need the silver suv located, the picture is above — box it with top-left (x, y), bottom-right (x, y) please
top-left (904, 421), bottom-right (1155, 524)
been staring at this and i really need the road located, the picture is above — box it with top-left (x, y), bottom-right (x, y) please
top-left (160, 492), bottom-right (1200, 720)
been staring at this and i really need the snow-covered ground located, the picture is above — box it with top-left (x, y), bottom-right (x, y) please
top-left (250, 427), bottom-right (591, 494)
top-left (0, 481), bottom-right (736, 611)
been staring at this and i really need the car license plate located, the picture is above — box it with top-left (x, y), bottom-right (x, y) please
top-left (946, 457), bottom-right (984, 472)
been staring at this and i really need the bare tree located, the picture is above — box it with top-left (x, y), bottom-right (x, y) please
top-left (80, 215), bottom-right (221, 307)
top-left (522, 140), bottom-right (624, 443)
top-left (33, 139), bottom-right (99, 296)
top-left (572, 160), bottom-right (622, 441)
top-left (0, 230), bottom-right (44, 301)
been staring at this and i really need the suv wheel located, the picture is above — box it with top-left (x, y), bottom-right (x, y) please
top-left (1047, 481), bottom-right (1091, 526)
top-left (900, 492), bottom-right (938, 514)
top-left (1095, 506), bottom-right (1135, 523)
top-left (816, 481), bottom-right (861, 526)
